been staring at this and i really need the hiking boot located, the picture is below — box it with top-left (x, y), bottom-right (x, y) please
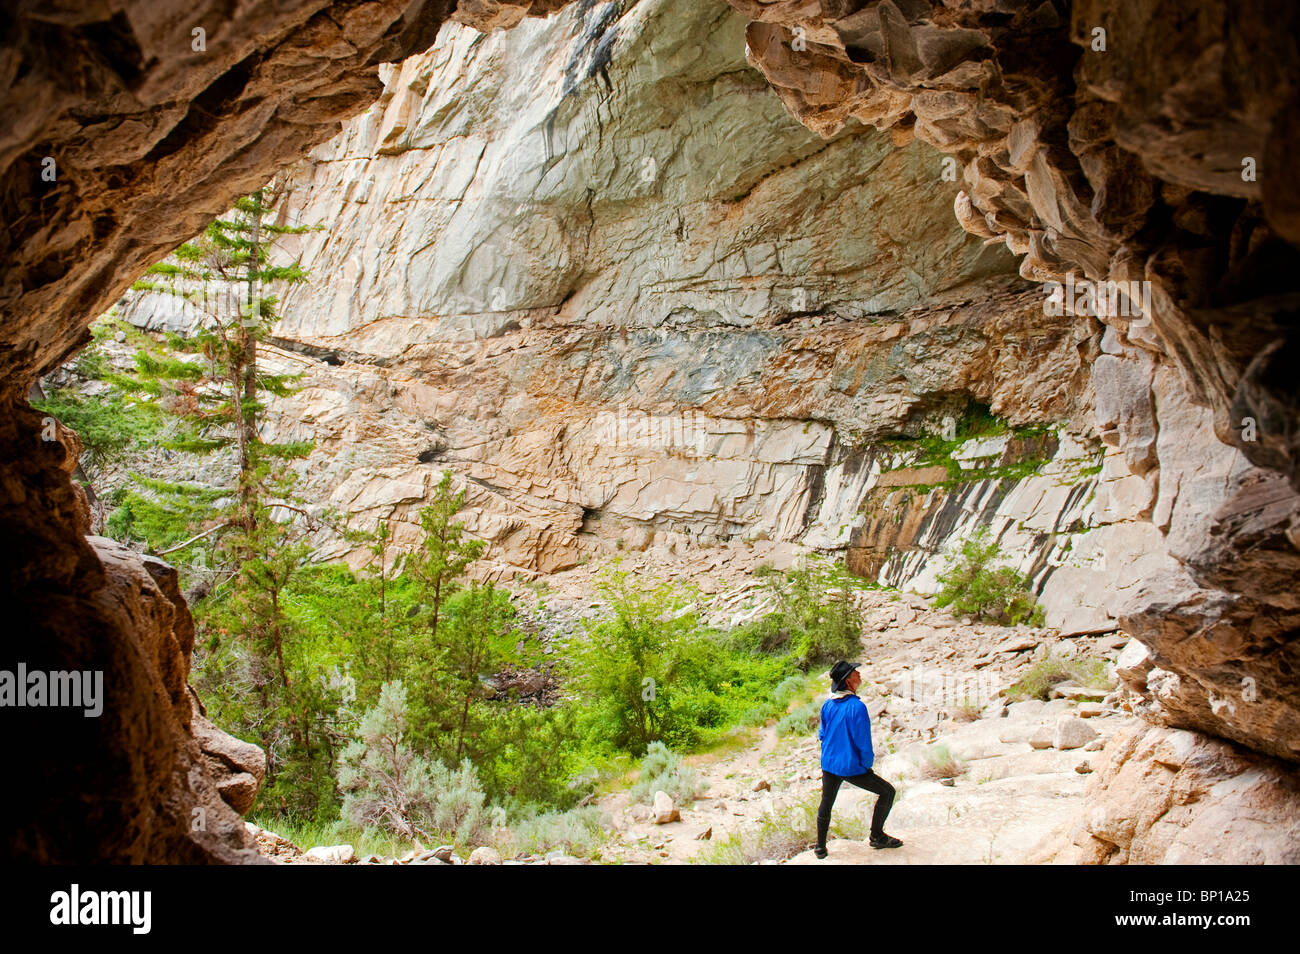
top-left (869, 834), bottom-right (903, 849)
top-left (813, 846), bottom-right (828, 860)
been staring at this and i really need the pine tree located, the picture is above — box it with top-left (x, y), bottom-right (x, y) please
top-left (407, 472), bottom-right (486, 646)
top-left (113, 181), bottom-right (315, 574)
top-left (111, 183), bottom-right (340, 814)
top-left (349, 518), bottom-right (406, 701)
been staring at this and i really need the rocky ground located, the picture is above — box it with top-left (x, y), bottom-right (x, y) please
top-left (260, 545), bottom-right (1137, 865)
top-left (597, 568), bottom-right (1131, 865)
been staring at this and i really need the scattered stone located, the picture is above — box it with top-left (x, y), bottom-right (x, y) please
top-left (1054, 717), bottom-right (1100, 750)
top-left (752, 779), bottom-right (771, 792)
top-left (1095, 635), bottom-right (1128, 653)
top-left (994, 635), bottom-right (1039, 654)
top-left (305, 844), bottom-right (356, 864)
top-left (1115, 639), bottom-right (1154, 690)
top-left (1077, 702), bottom-right (1105, 718)
top-left (1051, 684), bottom-right (1107, 700)
top-left (247, 823), bottom-right (303, 861)
top-left (1028, 725), bottom-right (1055, 750)
top-left (695, 827), bottom-right (712, 840)
top-left (1075, 761), bottom-right (1093, 774)
top-left (1084, 738), bottom-right (1105, 752)
top-left (653, 791), bottom-right (681, 824)
top-left (433, 845), bottom-right (455, 862)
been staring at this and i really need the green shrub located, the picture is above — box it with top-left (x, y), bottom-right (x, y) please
top-left (337, 682), bottom-right (490, 849)
top-left (628, 741), bottom-right (707, 805)
top-left (694, 794), bottom-right (866, 864)
top-left (772, 674), bottom-right (808, 710)
top-left (777, 700), bottom-right (819, 737)
top-left (916, 743), bottom-right (965, 780)
top-left (565, 567), bottom-right (702, 753)
top-left (730, 557), bottom-right (868, 670)
top-left (934, 526), bottom-right (1045, 626)
top-left (494, 805), bottom-right (609, 859)
top-left (476, 704), bottom-right (586, 810)
top-left (1006, 651), bottom-right (1114, 702)
top-left (567, 566), bottom-right (795, 754)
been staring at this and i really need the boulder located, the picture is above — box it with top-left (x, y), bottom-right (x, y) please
top-left (432, 845), bottom-right (456, 862)
top-left (469, 846), bottom-right (502, 866)
top-left (1027, 726), bottom-right (1055, 750)
top-left (191, 708), bottom-right (266, 815)
top-left (1033, 725), bottom-right (1300, 864)
top-left (1054, 718), bottom-right (1100, 750)
top-left (652, 791), bottom-right (681, 824)
top-left (305, 844), bottom-right (356, 864)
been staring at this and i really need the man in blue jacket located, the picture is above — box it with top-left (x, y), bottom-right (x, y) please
top-left (815, 660), bottom-right (901, 858)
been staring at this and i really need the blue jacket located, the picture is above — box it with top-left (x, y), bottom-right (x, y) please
top-left (819, 694), bottom-right (874, 776)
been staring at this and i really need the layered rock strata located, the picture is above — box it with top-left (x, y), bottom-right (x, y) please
top-left (118, 4), bottom-right (1150, 633)
top-left (723, 0), bottom-right (1300, 766)
top-left (119, 1), bottom-right (1298, 766)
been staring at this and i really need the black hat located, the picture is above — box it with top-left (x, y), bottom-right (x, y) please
top-left (829, 660), bottom-right (860, 690)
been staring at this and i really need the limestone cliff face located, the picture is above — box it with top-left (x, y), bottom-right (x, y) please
top-left (170, 2), bottom-right (1122, 614)
top-left (313, 0), bottom-right (1299, 767)
top-left (124, 2), bottom-right (1298, 767)
top-left (723, 0), bottom-right (1300, 764)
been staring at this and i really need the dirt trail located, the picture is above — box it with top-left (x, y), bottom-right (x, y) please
top-left (596, 579), bottom-right (1133, 865)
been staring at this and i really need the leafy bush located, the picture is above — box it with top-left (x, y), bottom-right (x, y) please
top-left (729, 557), bottom-right (868, 669)
top-left (337, 682), bottom-right (490, 849)
top-left (1006, 651), bottom-right (1114, 702)
top-left (694, 794), bottom-right (866, 865)
top-left (916, 743), bottom-right (965, 780)
top-left (475, 704), bottom-right (586, 810)
top-left (566, 567), bottom-right (795, 754)
top-left (628, 741), bottom-right (707, 805)
top-left (105, 480), bottom-right (228, 554)
top-left (777, 700), bottom-right (820, 737)
top-left (564, 567), bottom-right (701, 753)
top-left (773, 674), bottom-right (809, 710)
top-left (934, 526), bottom-right (1044, 626)
top-left (494, 805), bottom-right (609, 859)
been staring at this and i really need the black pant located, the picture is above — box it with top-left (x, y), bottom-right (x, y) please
top-left (816, 769), bottom-right (895, 848)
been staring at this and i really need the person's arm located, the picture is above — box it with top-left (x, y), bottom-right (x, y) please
top-left (852, 699), bottom-right (873, 761)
